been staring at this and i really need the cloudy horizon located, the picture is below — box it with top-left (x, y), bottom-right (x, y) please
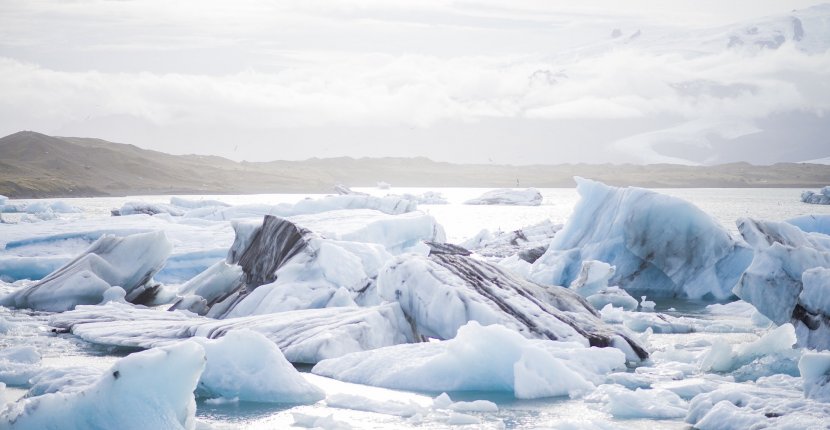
top-left (1, 0), bottom-right (828, 165)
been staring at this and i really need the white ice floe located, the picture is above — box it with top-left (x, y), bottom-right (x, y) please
top-left (799, 350), bottom-right (830, 402)
top-left (801, 186), bottom-right (830, 205)
top-left (0, 231), bottom-right (172, 311)
top-left (312, 321), bottom-right (625, 399)
top-left (460, 219), bottom-right (561, 261)
top-left (112, 201), bottom-right (186, 217)
top-left (49, 302), bottom-right (414, 363)
top-left (464, 188), bottom-right (543, 206)
top-left (0, 341), bottom-right (205, 430)
top-left (733, 218), bottom-right (830, 350)
top-left (584, 384), bottom-right (688, 419)
top-left (193, 330), bottom-right (324, 403)
top-left (377, 251), bottom-right (647, 360)
top-left (530, 178), bottom-right (752, 300)
top-left (686, 375), bottom-right (830, 430)
top-left (568, 261), bottom-right (639, 311)
top-left (700, 324), bottom-right (800, 375)
top-left (0, 346), bottom-right (41, 386)
top-left (184, 194), bottom-right (417, 221)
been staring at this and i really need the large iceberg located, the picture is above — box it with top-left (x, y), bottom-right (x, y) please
top-left (801, 186), bottom-right (830, 205)
top-left (529, 178), bottom-right (752, 300)
top-left (312, 321), bottom-right (626, 399)
top-left (376, 247), bottom-right (647, 361)
top-left (0, 341), bottom-right (204, 430)
top-left (0, 231), bottom-right (172, 311)
top-left (172, 212), bottom-right (442, 317)
top-left (49, 302), bottom-right (414, 363)
top-left (733, 218), bottom-right (830, 350)
top-left (464, 188), bottom-right (543, 206)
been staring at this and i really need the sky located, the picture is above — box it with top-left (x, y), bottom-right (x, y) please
top-left (0, 0), bottom-right (828, 165)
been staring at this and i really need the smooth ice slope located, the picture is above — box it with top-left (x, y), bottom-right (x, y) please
top-left (0, 341), bottom-right (205, 430)
top-left (787, 214), bottom-right (830, 235)
top-left (464, 188), bottom-right (543, 206)
top-left (0, 231), bottom-right (172, 311)
top-left (313, 321), bottom-right (625, 399)
top-left (531, 178), bottom-right (752, 299)
top-left (733, 218), bottom-right (830, 350)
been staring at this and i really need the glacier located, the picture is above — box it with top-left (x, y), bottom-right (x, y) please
top-left (529, 177), bottom-right (753, 300)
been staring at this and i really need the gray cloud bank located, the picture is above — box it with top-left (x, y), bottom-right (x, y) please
top-left (0, 0), bottom-right (828, 165)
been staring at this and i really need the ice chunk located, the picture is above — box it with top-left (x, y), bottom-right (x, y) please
top-left (787, 214), bottom-right (830, 234)
top-left (184, 194), bottom-right (417, 220)
top-left (585, 384), bottom-right (688, 419)
top-left (0, 346), bottom-right (41, 386)
top-left (313, 321), bottom-right (625, 399)
top-left (169, 196), bottom-right (230, 209)
top-left (799, 351), bottom-right (830, 402)
top-left (460, 220), bottom-right (561, 261)
top-left (800, 268), bottom-right (830, 316)
top-left (50, 302), bottom-right (414, 363)
top-left (377, 251), bottom-right (648, 360)
top-left (801, 186), bottom-right (830, 205)
top-left (531, 178), bottom-right (752, 300)
top-left (326, 393), bottom-right (422, 417)
top-left (586, 287), bottom-right (638, 311)
top-left (700, 324), bottom-right (798, 373)
top-left (733, 218), bottom-right (830, 350)
top-left (686, 379), bottom-right (830, 429)
top-left (0, 341), bottom-right (205, 430)
top-left (0, 231), bottom-right (172, 311)
top-left (112, 201), bottom-right (186, 216)
top-left (193, 330), bottom-right (324, 403)
top-left (464, 188), bottom-right (543, 206)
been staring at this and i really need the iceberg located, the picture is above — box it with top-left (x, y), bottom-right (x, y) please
top-left (193, 330), bottom-right (324, 403)
top-left (0, 231), bottom-right (172, 311)
top-left (184, 194), bottom-right (417, 221)
top-left (0, 341), bottom-right (204, 430)
top-left (172, 212), bottom-right (442, 317)
top-left (464, 188), bottom-right (543, 206)
top-left (312, 321), bottom-right (626, 399)
top-left (112, 201), bottom-right (186, 217)
top-left (460, 219), bottom-right (561, 261)
top-left (733, 218), bottom-right (830, 350)
top-left (530, 178), bottom-right (753, 300)
top-left (376, 248), bottom-right (647, 360)
top-left (801, 186), bottom-right (830, 205)
top-left (49, 302), bottom-right (414, 363)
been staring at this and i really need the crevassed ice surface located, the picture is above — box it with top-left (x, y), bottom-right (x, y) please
top-left (3, 187), bottom-right (830, 429)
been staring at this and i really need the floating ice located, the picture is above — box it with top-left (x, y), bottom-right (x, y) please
top-left (50, 302), bottom-right (414, 363)
top-left (0, 346), bottom-right (41, 386)
top-left (686, 377), bottom-right (830, 430)
top-left (799, 351), bottom-right (830, 402)
top-left (112, 201), bottom-right (186, 217)
top-left (193, 330), bottom-right (324, 403)
top-left (700, 324), bottom-right (799, 374)
top-left (801, 186), bottom-right (830, 205)
top-left (377, 250), bottom-right (647, 360)
top-left (733, 218), bottom-right (830, 350)
top-left (568, 261), bottom-right (638, 311)
top-left (530, 178), bottom-right (752, 300)
top-left (464, 188), bottom-right (543, 206)
top-left (312, 321), bottom-right (625, 399)
top-left (0, 231), bottom-right (172, 311)
top-left (0, 341), bottom-right (205, 430)
top-left (787, 214), bottom-right (830, 234)
top-left (585, 384), bottom-right (688, 419)
top-left (461, 220), bottom-right (561, 263)
top-left (184, 194), bottom-right (417, 221)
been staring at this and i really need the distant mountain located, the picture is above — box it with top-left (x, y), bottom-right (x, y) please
top-left (1, 131), bottom-right (829, 198)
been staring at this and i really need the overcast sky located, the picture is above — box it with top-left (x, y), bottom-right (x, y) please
top-left (1, 0), bottom-right (828, 165)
